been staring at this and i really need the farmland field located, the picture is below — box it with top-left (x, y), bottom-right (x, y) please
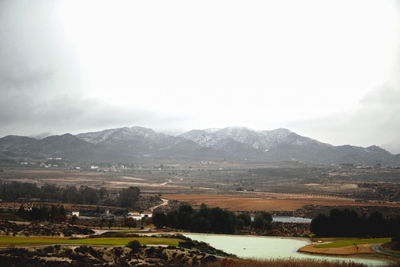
top-left (162, 194), bottom-right (400, 212)
top-left (1, 167), bottom-right (400, 217)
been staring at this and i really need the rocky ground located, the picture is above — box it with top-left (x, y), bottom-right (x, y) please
top-left (268, 222), bottom-right (310, 237)
top-left (0, 244), bottom-right (219, 266)
top-left (96, 233), bottom-right (233, 258)
top-left (0, 221), bottom-right (94, 237)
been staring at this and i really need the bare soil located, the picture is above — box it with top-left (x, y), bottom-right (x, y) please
top-left (162, 193), bottom-right (400, 212)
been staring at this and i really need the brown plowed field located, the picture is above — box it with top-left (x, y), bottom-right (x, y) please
top-left (163, 193), bottom-right (400, 212)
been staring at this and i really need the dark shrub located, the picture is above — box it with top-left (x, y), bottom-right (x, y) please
top-left (126, 240), bottom-right (141, 253)
top-left (43, 246), bottom-right (55, 254)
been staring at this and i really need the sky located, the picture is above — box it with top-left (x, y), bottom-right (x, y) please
top-left (0, 0), bottom-right (400, 152)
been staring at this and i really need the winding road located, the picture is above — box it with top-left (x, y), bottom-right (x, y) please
top-left (371, 244), bottom-right (400, 258)
top-left (150, 198), bottom-right (169, 212)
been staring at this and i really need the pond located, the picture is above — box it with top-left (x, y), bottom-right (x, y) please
top-left (272, 216), bottom-right (312, 223)
top-left (185, 233), bottom-right (389, 266)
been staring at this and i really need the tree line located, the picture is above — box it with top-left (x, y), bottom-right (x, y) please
top-left (0, 181), bottom-right (141, 208)
top-left (311, 208), bottom-right (400, 237)
top-left (152, 204), bottom-right (272, 234)
top-left (17, 205), bottom-right (67, 222)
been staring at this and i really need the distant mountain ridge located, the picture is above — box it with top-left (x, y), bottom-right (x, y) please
top-left (0, 126), bottom-right (399, 165)
top-left (180, 127), bottom-right (324, 151)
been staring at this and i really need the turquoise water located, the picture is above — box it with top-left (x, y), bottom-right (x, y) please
top-left (185, 234), bottom-right (389, 266)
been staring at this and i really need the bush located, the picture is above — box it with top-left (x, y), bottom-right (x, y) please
top-left (126, 240), bottom-right (141, 253)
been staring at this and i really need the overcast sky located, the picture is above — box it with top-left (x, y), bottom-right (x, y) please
top-left (1, 0), bottom-right (400, 152)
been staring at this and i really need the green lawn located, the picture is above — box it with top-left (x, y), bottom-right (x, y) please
top-left (107, 230), bottom-right (145, 233)
top-left (92, 224), bottom-right (154, 230)
top-left (314, 237), bottom-right (391, 248)
top-left (0, 236), bottom-right (181, 247)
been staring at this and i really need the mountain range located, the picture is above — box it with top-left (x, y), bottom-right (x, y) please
top-left (1, 126), bottom-right (399, 165)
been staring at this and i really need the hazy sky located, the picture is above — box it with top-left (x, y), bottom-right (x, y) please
top-left (1, 0), bottom-right (399, 151)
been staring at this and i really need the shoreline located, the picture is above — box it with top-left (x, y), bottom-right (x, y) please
top-left (181, 231), bottom-right (311, 242)
top-left (182, 232), bottom-right (394, 265)
top-left (297, 243), bottom-right (399, 265)
top-left (297, 249), bottom-right (396, 265)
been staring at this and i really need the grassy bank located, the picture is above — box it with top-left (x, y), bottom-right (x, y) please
top-left (314, 238), bottom-right (391, 248)
top-left (0, 236), bottom-right (181, 247)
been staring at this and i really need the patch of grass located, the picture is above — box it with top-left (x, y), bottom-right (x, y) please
top-left (314, 238), bottom-right (391, 248)
top-left (93, 225), bottom-right (153, 230)
top-left (94, 227), bottom-right (139, 230)
top-left (0, 236), bottom-right (181, 247)
top-left (108, 230), bottom-right (144, 233)
top-left (70, 237), bottom-right (181, 246)
top-left (0, 236), bottom-right (65, 246)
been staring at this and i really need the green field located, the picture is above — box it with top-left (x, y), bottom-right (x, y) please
top-left (0, 236), bottom-right (182, 247)
top-left (105, 230), bottom-right (145, 233)
top-left (93, 227), bottom-right (149, 230)
top-left (314, 237), bottom-right (391, 248)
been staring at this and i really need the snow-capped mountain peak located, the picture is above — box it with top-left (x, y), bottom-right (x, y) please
top-left (76, 126), bottom-right (160, 144)
top-left (179, 127), bottom-right (319, 151)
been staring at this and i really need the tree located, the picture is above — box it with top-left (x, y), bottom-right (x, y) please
top-left (190, 216), bottom-right (211, 233)
top-left (310, 209), bottom-right (390, 237)
top-left (40, 184), bottom-right (59, 201)
top-left (108, 218), bottom-right (115, 229)
top-left (166, 210), bottom-right (179, 228)
top-left (100, 218), bottom-right (106, 229)
top-left (177, 205), bottom-right (194, 229)
top-left (99, 187), bottom-right (108, 199)
top-left (62, 186), bottom-right (79, 203)
top-left (124, 217), bottom-right (136, 228)
top-left (17, 204), bottom-right (26, 219)
top-left (237, 213), bottom-right (251, 228)
top-left (118, 187), bottom-right (140, 208)
top-left (50, 205), bottom-right (66, 223)
top-left (252, 212), bottom-right (272, 232)
top-left (310, 214), bottom-right (330, 236)
top-left (70, 215), bottom-right (78, 225)
top-left (208, 207), bottom-right (236, 234)
top-left (367, 212), bottom-right (384, 237)
top-left (153, 212), bottom-right (167, 228)
top-left (79, 186), bottom-right (99, 205)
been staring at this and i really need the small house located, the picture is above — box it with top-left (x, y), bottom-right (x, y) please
top-left (127, 212), bottom-right (142, 220)
top-left (127, 211), bottom-right (152, 221)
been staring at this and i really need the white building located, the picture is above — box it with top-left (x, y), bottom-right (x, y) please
top-left (72, 211), bottom-right (80, 217)
top-left (127, 211), bottom-right (152, 221)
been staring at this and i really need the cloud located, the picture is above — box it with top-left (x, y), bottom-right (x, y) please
top-left (1, 0), bottom-right (399, 145)
top-left (288, 85), bottom-right (400, 149)
top-left (0, 90), bottom-right (189, 137)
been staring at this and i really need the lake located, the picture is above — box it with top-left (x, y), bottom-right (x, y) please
top-left (185, 233), bottom-right (389, 266)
